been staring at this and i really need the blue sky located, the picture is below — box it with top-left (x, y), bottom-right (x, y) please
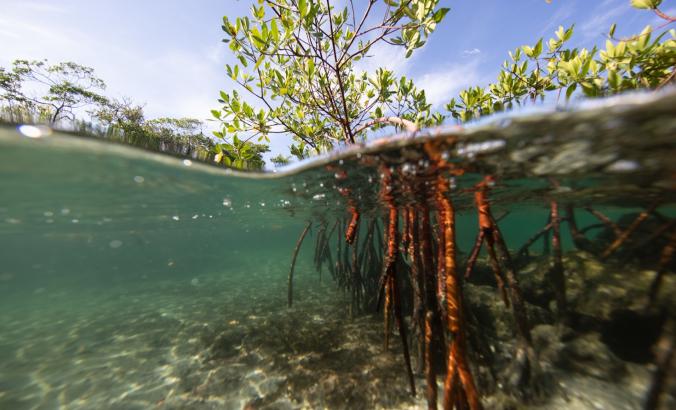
top-left (1, 0), bottom-right (672, 164)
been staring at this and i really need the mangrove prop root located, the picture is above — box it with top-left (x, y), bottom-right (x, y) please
top-left (379, 167), bottom-right (416, 396)
top-left (602, 202), bottom-right (658, 259)
top-left (624, 219), bottom-right (676, 260)
top-left (550, 201), bottom-right (567, 316)
top-left (564, 205), bottom-right (595, 252)
top-left (393, 269), bottom-right (417, 396)
top-left (314, 224), bottom-right (328, 282)
top-left (472, 175), bottom-right (536, 390)
top-left (406, 206), bottom-right (426, 373)
top-left (492, 226), bottom-right (533, 346)
top-left (350, 218), bottom-right (362, 317)
top-left (287, 221), bottom-right (312, 307)
top-left (436, 174), bottom-right (482, 410)
top-left (644, 320), bottom-right (675, 410)
top-left (485, 233), bottom-right (510, 308)
top-left (464, 230), bottom-right (485, 278)
top-left (383, 279), bottom-right (392, 350)
top-left (345, 205), bottom-right (360, 244)
top-left (425, 311), bottom-right (438, 410)
top-left (649, 231), bottom-right (676, 305)
top-left (584, 206), bottom-right (622, 237)
top-left (469, 177), bottom-right (511, 307)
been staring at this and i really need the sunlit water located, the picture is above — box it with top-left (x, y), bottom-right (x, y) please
top-left (0, 90), bottom-right (675, 409)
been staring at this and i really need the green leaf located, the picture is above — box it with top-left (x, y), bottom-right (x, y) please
top-left (630, 0), bottom-right (661, 9)
top-left (307, 58), bottom-right (315, 77)
top-left (299, 0), bottom-right (308, 17)
top-left (533, 38), bottom-right (543, 57)
top-left (270, 19), bottom-right (279, 42)
top-left (432, 8), bottom-right (450, 23)
top-left (565, 83), bottom-right (577, 100)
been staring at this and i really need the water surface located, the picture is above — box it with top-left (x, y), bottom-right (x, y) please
top-left (1, 90), bottom-right (675, 409)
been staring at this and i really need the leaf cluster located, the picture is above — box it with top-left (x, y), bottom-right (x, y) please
top-left (213, 0), bottom-right (449, 162)
top-left (446, 20), bottom-right (675, 122)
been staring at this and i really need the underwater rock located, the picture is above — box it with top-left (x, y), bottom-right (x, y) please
top-left (517, 259), bottom-right (557, 309)
top-left (559, 332), bottom-right (627, 381)
top-left (465, 283), bottom-right (554, 342)
top-left (565, 252), bottom-right (643, 321)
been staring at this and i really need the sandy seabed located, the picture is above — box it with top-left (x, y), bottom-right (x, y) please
top-left (0, 256), bottom-right (667, 410)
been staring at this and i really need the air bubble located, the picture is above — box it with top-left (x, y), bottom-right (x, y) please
top-left (18, 124), bottom-right (51, 138)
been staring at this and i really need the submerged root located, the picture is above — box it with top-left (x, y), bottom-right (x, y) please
top-left (288, 221), bottom-right (312, 307)
top-left (644, 319), bottom-right (675, 410)
top-left (549, 200), bottom-right (567, 317)
top-left (601, 202), bottom-right (659, 259)
top-left (380, 167), bottom-right (416, 396)
top-left (465, 175), bottom-right (546, 399)
top-left (345, 206), bottom-right (360, 245)
top-left (436, 173), bottom-right (482, 410)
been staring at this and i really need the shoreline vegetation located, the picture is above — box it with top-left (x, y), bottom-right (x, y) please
top-left (1, 1), bottom-right (675, 409)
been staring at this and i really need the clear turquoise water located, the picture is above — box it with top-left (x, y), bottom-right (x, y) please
top-left (0, 90), bottom-right (674, 409)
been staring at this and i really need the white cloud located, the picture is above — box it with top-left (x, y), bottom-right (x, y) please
top-left (355, 41), bottom-right (411, 76)
top-left (414, 61), bottom-right (481, 109)
top-left (0, 1), bottom-right (233, 124)
top-left (463, 48), bottom-right (481, 55)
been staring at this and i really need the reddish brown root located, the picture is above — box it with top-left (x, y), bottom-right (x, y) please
top-left (464, 230), bottom-right (485, 279)
top-left (436, 174), bottom-right (482, 410)
top-left (602, 202), bottom-right (658, 259)
top-left (345, 206), bottom-right (360, 244)
top-left (425, 311), bottom-right (438, 410)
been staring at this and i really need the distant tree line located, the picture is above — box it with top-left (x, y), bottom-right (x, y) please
top-left (0, 59), bottom-right (268, 170)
